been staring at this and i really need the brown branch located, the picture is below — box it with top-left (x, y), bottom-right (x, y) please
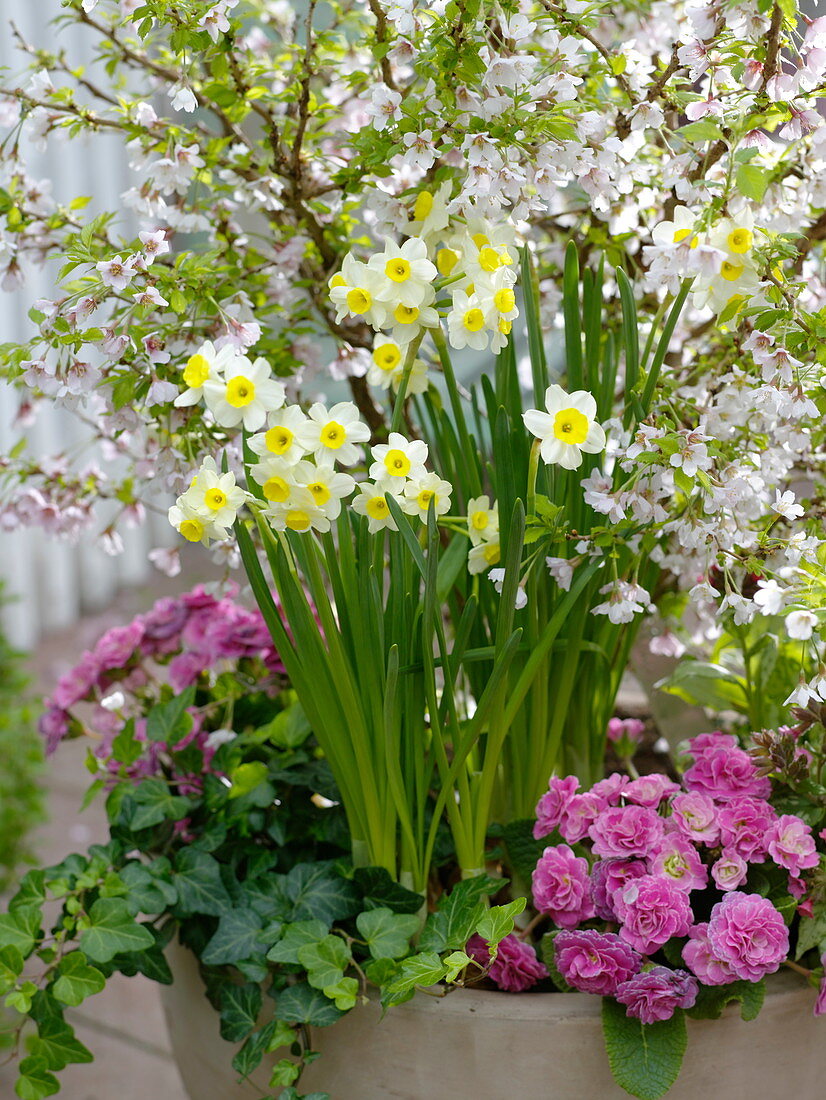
top-left (646, 42), bottom-right (683, 103)
top-left (367, 0), bottom-right (399, 93)
top-left (759, 3), bottom-right (784, 92)
top-left (291, 0), bottom-right (318, 182)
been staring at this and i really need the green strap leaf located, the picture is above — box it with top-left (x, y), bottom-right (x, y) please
top-left (601, 999), bottom-right (687, 1100)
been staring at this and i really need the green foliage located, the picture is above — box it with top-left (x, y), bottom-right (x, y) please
top-left (686, 979), bottom-right (765, 1022)
top-left (601, 999), bottom-right (688, 1100)
top-left (0, 601), bottom-right (43, 892)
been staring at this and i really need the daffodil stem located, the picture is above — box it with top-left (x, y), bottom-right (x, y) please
top-left (526, 438), bottom-right (541, 518)
top-left (390, 332), bottom-right (425, 434)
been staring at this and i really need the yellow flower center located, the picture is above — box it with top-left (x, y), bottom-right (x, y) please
top-left (483, 542), bottom-right (500, 565)
top-left (330, 273), bottom-right (346, 288)
top-left (373, 343), bottom-right (401, 372)
top-left (499, 248), bottom-right (514, 266)
top-left (386, 258), bottom-right (411, 283)
top-left (437, 248), bottom-right (459, 276)
top-left (552, 407), bottom-right (589, 445)
top-left (720, 260), bottom-right (744, 282)
top-left (727, 227), bottom-right (752, 254)
top-left (179, 518), bottom-right (204, 543)
top-left (226, 376), bottom-right (256, 407)
top-left (478, 246), bottom-right (501, 272)
top-left (672, 228), bottom-right (698, 249)
top-left (183, 353), bottom-right (210, 389)
top-left (307, 480), bottom-right (331, 505)
top-left (383, 449), bottom-right (411, 477)
top-left (472, 233), bottom-right (490, 248)
top-left (493, 288), bottom-right (515, 313)
top-left (499, 319), bottom-right (512, 335)
top-left (265, 426), bottom-right (294, 455)
top-left (366, 496), bottom-right (390, 520)
top-left (347, 287), bottom-right (372, 314)
top-left (321, 422), bottom-right (346, 448)
top-left (417, 489), bottom-right (434, 510)
top-left (285, 510), bottom-right (311, 532)
top-left (263, 476), bottom-right (292, 503)
top-left (413, 191), bottom-right (434, 221)
top-left (463, 308), bottom-right (485, 333)
top-left (471, 509), bottom-right (489, 531)
top-left (204, 488), bottom-right (227, 511)
top-left (394, 304), bottom-right (419, 324)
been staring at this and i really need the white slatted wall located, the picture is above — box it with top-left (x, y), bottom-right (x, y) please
top-left (0, 3), bottom-right (173, 648)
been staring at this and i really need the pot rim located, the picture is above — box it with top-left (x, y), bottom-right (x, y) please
top-left (383, 967), bottom-right (811, 1022)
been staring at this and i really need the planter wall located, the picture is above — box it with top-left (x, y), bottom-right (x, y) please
top-left (161, 940), bottom-right (825, 1100)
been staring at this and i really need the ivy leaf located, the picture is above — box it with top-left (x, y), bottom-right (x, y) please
top-left (281, 862), bottom-right (360, 925)
top-left (219, 982), bottom-right (262, 1042)
top-left (276, 981), bottom-right (345, 1027)
top-left (502, 819), bottom-right (548, 889)
top-left (602, 999), bottom-right (687, 1100)
top-left (172, 849), bottom-right (232, 917)
top-left (30, 1015), bottom-right (93, 1072)
top-left (266, 920), bottom-right (328, 965)
top-left (322, 976), bottom-right (359, 1011)
top-left (297, 934), bottom-right (351, 991)
top-left (381, 952), bottom-right (447, 1007)
top-left (475, 897), bottom-right (526, 948)
top-left (356, 908), bottom-right (419, 960)
top-left (539, 932), bottom-right (573, 992)
top-left (145, 687), bottom-right (195, 743)
top-left (119, 861), bottom-right (178, 916)
top-left (52, 952), bottom-right (106, 1007)
top-left (231, 1020), bottom-right (277, 1080)
top-left (796, 911), bottom-right (826, 960)
top-left (14, 1056), bottom-right (59, 1100)
top-left (0, 907), bottom-right (41, 955)
top-left (443, 950), bottom-right (472, 982)
top-left (0, 945), bottom-right (24, 993)
top-left (78, 899), bottom-right (154, 964)
top-left (417, 877), bottom-right (499, 953)
top-left (269, 1059), bottom-right (301, 1088)
top-left (353, 867), bottom-right (424, 915)
top-left (201, 910), bottom-right (265, 966)
top-left (261, 701), bottom-right (312, 749)
top-left (126, 779), bottom-right (192, 831)
top-left (686, 978), bottom-right (765, 1022)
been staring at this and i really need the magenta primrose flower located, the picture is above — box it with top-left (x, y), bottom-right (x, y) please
top-left (615, 966), bottom-right (699, 1024)
top-left (614, 873), bottom-right (694, 954)
top-left (466, 934), bottom-right (547, 993)
top-left (588, 803), bottom-right (665, 859)
top-left (553, 929), bottom-right (641, 996)
top-left (532, 844), bottom-right (595, 928)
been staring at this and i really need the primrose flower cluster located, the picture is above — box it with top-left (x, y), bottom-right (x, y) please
top-left (331, 204), bottom-right (520, 365)
top-left (485, 731), bottom-right (826, 1024)
top-left (38, 585), bottom-right (285, 785)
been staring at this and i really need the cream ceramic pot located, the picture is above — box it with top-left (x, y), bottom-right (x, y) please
top-left (161, 940), bottom-right (825, 1099)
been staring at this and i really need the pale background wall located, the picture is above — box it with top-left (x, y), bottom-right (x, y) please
top-left (0, 1), bottom-right (175, 648)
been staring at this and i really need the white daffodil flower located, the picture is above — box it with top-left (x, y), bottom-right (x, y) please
top-left (173, 340), bottom-right (239, 408)
top-left (351, 480), bottom-right (405, 533)
top-left (329, 254), bottom-right (390, 330)
top-left (446, 289), bottom-right (490, 352)
top-left (295, 401), bottom-right (370, 466)
top-left (523, 384), bottom-right (606, 470)
top-left (468, 538), bottom-right (501, 575)
top-left (203, 355), bottom-right (285, 431)
top-left (168, 496), bottom-right (230, 546)
top-left (293, 460), bottom-right (356, 521)
top-left (369, 432), bottom-right (428, 482)
top-left (247, 404), bottom-right (309, 466)
top-left (466, 495), bottom-right (499, 546)
top-left (402, 472), bottom-right (453, 521)
top-left (367, 236), bottom-right (437, 309)
top-left (182, 456), bottom-right (247, 527)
